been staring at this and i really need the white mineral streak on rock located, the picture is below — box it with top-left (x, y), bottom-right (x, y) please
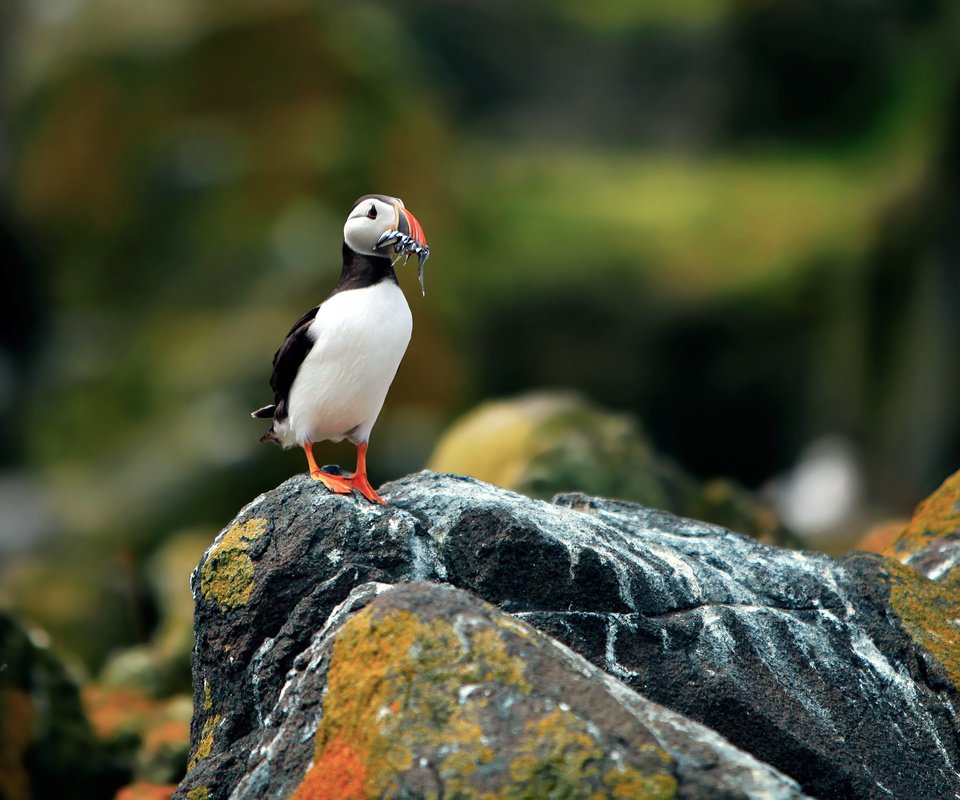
top-left (420, 476), bottom-right (959, 772)
top-left (926, 544), bottom-right (960, 581)
top-left (545, 634), bottom-right (811, 799)
top-left (697, 605), bottom-right (738, 664)
top-left (849, 627), bottom-right (960, 782)
top-left (604, 617), bottom-right (640, 680)
top-left (409, 529), bottom-right (440, 580)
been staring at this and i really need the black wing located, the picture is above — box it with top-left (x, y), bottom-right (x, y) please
top-left (268, 305), bottom-right (320, 419)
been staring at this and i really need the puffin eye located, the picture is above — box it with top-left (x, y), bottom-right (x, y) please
top-left (366, 205), bottom-right (377, 219)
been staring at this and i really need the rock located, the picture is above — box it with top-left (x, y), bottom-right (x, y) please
top-left (0, 610), bottom-right (129, 800)
top-left (179, 472), bottom-right (960, 799)
top-left (180, 581), bottom-right (809, 799)
top-left (427, 392), bottom-right (797, 546)
top-left (886, 469), bottom-right (960, 587)
top-left (428, 392), bottom-right (688, 511)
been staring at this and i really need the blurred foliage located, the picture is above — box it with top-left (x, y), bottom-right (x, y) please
top-left (0, 0), bottom-right (958, 680)
top-left (429, 391), bottom-right (796, 546)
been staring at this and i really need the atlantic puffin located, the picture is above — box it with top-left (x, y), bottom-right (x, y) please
top-left (252, 194), bottom-right (429, 504)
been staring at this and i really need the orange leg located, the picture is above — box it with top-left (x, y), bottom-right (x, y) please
top-left (349, 441), bottom-right (385, 505)
top-left (303, 441), bottom-right (352, 494)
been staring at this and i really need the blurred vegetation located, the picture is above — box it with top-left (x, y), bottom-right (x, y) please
top-left (0, 0), bottom-right (958, 687)
top-left (429, 392), bottom-right (796, 546)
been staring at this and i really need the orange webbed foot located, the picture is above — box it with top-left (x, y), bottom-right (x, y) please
top-left (310, 469), bottom-right (354, 495)
top-left (349, 472), bottom-right (386, 505)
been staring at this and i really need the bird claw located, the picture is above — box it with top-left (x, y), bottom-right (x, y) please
top-left (376, 228), bottom-right (430, 296)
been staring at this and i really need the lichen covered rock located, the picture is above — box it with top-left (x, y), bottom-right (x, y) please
top-left (886, 468), bottom-right (960, 587)
top-left (178, 472), bottom-right (960, 799)
top-left (182, 582), bottom-right (808, 800)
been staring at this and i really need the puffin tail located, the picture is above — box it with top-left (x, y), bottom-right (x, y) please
top-left (251, 404), bottom-right (276, 419)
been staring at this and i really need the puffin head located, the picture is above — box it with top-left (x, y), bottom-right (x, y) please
top-left (343, 195), bottom-right (426, 256)
top-left (343, 194), bottom-right (430, 295)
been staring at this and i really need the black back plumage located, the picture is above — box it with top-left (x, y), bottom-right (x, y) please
top-left (252, 243), bottom-right (399, 442)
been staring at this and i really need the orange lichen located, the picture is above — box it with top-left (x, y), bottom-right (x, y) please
top-left (886, 470), bottom-right (960, 570)
top-left (883, 558), bottom-right (960, 688)
top-left (0, 688), bottom-right (34, 800)
top-left (113, 782), bottom-right (177, 800)
top-left (291, 737), bottom-right (367, 800)
top-left (305, 604), bottom-right (532, 797)
top-left (294, 599), bottom-right (676, 798)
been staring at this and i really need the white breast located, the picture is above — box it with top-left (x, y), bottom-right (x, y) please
top-left (284, 281), bottom-right (412, 447)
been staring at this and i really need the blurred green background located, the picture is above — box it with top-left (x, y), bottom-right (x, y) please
top-left (1, 0), bottom-right (959, 685)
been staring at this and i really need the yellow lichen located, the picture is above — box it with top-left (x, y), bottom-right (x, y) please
top-left (186, 788), bottom-right (209, 800)
top-left (187, 713), bottom-right (220, 772)
top-left (290, 600), bottom-right (676, 799)
top-left (311, 606), bottom-right (532, 797)
top-left (886, 470), bottom-right (960, 575)
top-left (884, 558), bottom-right (960, 687)
top-left (199, 518), bottom-right (267, 610)
top-left (202, 681), bottom-right (212, 712)
top-left (605, 767), bottom-right (677, 800)
top-left (505, 709), bottom-right (675, 799)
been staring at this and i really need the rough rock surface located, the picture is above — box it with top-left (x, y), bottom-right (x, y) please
top-left (178, 472), bottom-right (960, 799)
top-left (215, 581), bottom-right (809, 799)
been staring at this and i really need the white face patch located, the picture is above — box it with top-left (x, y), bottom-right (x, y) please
top-left (343, 196), bottom-right (402, 256)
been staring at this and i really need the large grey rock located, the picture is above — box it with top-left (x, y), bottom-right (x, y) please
top-left (180, 472), bottom-right (960, 799)
top-left (210, 581), bottom-right (810, 799)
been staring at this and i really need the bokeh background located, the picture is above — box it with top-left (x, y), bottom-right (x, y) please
top-left (1, 1), bottom-right (959, 788)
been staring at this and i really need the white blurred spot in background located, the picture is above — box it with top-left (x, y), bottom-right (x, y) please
top-left (767, 435), bottom-right (863, 538)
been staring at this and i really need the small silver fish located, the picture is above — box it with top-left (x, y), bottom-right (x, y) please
top-left (377, 228), bottom-right (430, 296)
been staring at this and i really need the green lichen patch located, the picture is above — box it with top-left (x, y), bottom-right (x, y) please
top-left (186, 787), bottom-right (209, 800)
top-left (199, 518), bottom-right (268, 610)
top-left (293, 596), bottom-right (676, 799)
top-left (883, 558), bottom-right (960, 688)
top-left (507, 710), bottom-right (676, 800)
top-left (886, 470), bottom-right (960, 568)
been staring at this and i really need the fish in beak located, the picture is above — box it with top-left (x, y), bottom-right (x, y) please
top-left (376, 203), bottom-right (431, 296)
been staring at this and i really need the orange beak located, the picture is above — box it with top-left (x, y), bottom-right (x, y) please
top-left (400, 207), bottom-right (428, 248)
